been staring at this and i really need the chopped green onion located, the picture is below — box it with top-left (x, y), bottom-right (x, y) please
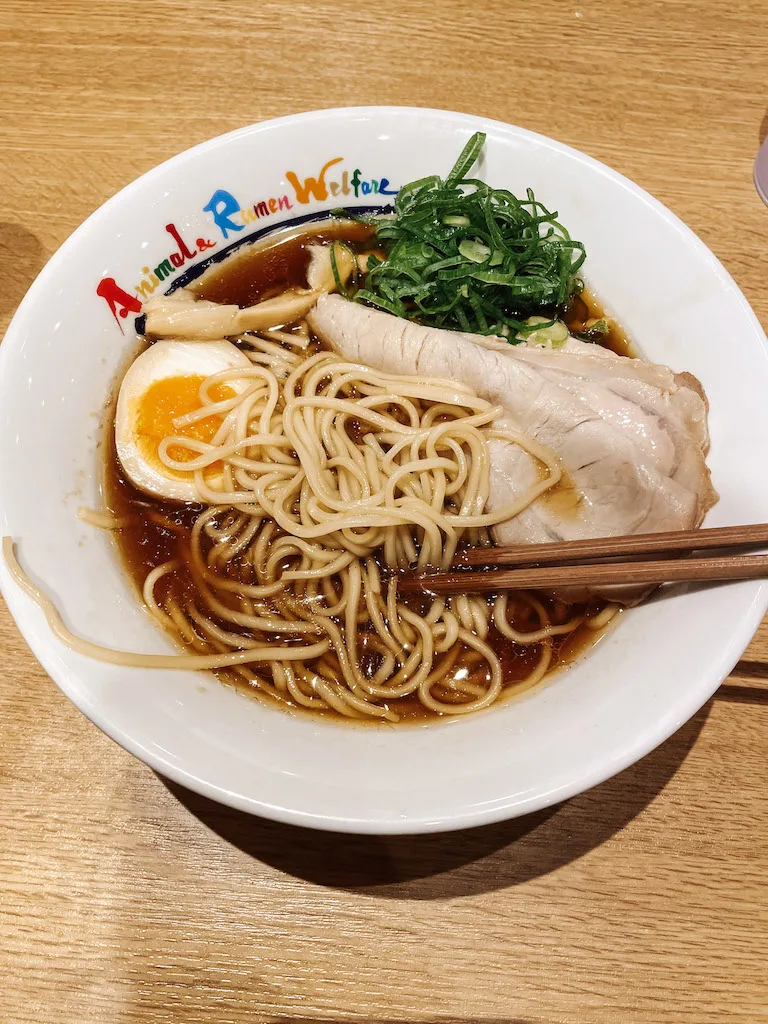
top-left (517, 315), bottom-right (569, 347)
top-left (458, 239), bottom-right (490, 263)
top-left (329, 241), bottom-right (357, 297)
top-left (353, 131), bottom-right (586, 340)
top-left (444, 131), bottom-right (486, 187)
top-left (576, 317), bottom-right (610, 342)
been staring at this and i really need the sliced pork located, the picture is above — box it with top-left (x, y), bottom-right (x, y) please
top-left (308, 294), bottom-right (717, 561)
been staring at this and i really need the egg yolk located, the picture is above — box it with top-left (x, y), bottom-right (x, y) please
top-left (134, 374), bottom-right (236, 480)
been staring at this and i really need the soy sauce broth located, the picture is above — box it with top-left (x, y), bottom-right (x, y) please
top-left (105, 220), bottom-right (620, 722)
top-left (192, 220), bottom-right (376, 306)
top-left (565, 289), bottom-right (635, 358)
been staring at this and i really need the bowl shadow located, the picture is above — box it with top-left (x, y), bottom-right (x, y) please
top-left (0, 222), bottom-right (46, 325)
top-left (160, 698), bottom-right (711, 899)
top-left (759, 105), bottom-right (768, 146)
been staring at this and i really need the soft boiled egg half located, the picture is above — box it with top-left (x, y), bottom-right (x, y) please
top-left (115, 340), bottom-right (252, 502)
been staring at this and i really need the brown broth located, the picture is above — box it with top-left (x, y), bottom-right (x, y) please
top-left (565, 289), bottom-right (635, 358)
top-left (191, 220), bottom-right (375, 307)
top-left (105, 221), bottom-right (622, 723)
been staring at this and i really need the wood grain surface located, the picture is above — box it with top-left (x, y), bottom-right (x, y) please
top-left (2, 2), bottom-right (768, 1022)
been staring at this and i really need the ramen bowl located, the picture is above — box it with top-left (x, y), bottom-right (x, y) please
top-left (1, 106), bottom-right (767, 834)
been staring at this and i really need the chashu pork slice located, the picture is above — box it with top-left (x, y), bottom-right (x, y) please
top-left (308, 295), bottom-right (717, 578)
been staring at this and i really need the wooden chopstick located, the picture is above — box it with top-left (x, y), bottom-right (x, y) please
top-left (451, 523), bottom-right (768, 568)
top-left (399, 524), bottom-right (768, 595)
top-left (399, 552), bottom-right (768, 595)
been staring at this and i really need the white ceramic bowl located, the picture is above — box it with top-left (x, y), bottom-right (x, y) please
top-left (2, 107), bottom-right (767, 834)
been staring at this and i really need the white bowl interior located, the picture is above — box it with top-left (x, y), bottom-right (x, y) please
top-left (2, 107), bottom-right (767, 833)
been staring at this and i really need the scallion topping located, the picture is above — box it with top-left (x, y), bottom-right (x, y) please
top-left (575, 317), bottom-right (610, 342)
top-left (517, 315), bottom-right (569, 347)
top-left (353, 132), bottom-right (586, 340)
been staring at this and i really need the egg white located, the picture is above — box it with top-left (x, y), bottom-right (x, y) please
top-left (115, 339), bottom-right (251, 502)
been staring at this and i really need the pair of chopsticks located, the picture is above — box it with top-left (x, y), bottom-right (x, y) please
top-left (399, 524), bottom-right (768, 595)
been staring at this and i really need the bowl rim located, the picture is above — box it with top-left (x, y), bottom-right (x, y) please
top-left (2, 105), bottom-right (767, 834)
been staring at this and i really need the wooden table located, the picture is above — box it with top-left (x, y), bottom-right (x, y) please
top-left (2, 2), bottom-right (767, 1021)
